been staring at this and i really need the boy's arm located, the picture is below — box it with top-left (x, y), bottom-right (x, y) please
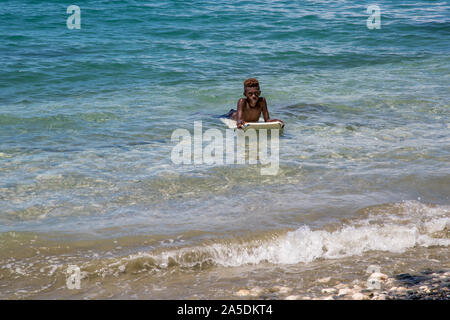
top-left (262, 98), bottom-right (284, 125)
top-left (236, 98), bottom-right (246, 128)
top-left (262, 97), bottom-right (270, 122)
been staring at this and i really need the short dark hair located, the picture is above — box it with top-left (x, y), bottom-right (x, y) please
top-left (244, 78), bottom-right (260, 89)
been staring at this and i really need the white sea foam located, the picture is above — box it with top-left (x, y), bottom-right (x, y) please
top-left (113, 201), bottom-right (449, 270)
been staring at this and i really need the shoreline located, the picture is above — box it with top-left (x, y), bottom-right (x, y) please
top-left (234, 269), bottom-right (449, 300)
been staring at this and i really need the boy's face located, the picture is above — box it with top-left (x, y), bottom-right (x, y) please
top-left (244, 87), bottom-right (261, 107)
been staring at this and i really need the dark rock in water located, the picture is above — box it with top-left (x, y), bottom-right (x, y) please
top-left (440, 282), bottom-right (450, 289)
top-left (386, 270), bottom-right (449, 300)
top-left (395, 273), bottom-right (430, 286)
top-left (421, 269), bottom-right (433, 275)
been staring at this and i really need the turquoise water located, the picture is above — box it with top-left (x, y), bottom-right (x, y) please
top-left (0, 1), bottom-right (449, 298)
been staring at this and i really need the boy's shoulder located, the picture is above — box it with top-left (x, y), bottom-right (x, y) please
top-left (237, 97), bottom-right (266, 103)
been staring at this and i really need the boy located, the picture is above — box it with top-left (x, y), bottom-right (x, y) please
top-left (224, 78), bottom-right (284, 129)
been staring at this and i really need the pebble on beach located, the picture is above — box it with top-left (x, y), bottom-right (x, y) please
top-left (338, 288), bottom-right (353, 296)
top-left (390, 287), bottom-right (407, 293)
top-left (335, 283), bottom-right (347, 289)
top-left (321, 288), bottom-right (336, 294)
top-left (271, 286), bottom-right (292, 294)
top-left (235, 289), bottom-right (250, 297)
top-left (352, 293), bottom-right (368, 300)
top-left (352, 285), bottom-right (362, 291)
top-left (235, 287), bottom-right (264, 297)
top-left (249, 287), bottom-right (264, 296)
top-left (317, 277), bottom-right (331, 284)
top-left (368, 272), bottom-right (388, 281)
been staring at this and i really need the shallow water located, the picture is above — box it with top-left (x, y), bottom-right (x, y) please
top-left (0, 0), bottom-right (449, 298)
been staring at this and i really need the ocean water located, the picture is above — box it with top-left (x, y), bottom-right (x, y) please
top-left (0, 0), bottom-right (449, 299)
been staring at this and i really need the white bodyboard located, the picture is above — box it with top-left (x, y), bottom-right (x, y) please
top-left (220, 118), bottom-right (284, 131)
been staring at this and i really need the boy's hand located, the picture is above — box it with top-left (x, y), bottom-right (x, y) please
top-left (268, 119), bottom-right (284, 127)
top-left (237, 120), bottom-right (246, 128)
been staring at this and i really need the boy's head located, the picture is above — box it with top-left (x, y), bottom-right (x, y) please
top-left (243, 78), bottom-right (261, 107)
